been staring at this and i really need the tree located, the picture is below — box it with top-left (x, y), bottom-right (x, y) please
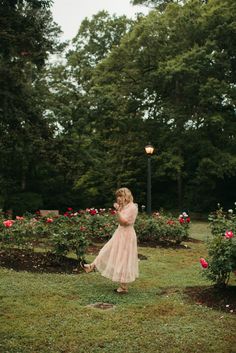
top-left (4, 0), bottom-right (235, 213)
top-left (131, 0), bottom-right (183, 11)
top-left (91, 0), bottom-right (236, 211)
top-left (41, 11), bottom-right (136, 208)
top-left (0, 0), bottom-right (62, 211)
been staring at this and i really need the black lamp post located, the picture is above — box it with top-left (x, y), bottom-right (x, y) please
top-left (145, 143), bottom-right (154, 215)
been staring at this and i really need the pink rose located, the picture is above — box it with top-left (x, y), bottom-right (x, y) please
top-left (46, 218), bottom-right (53, 223)
top-left (225, 230), bottom-right (234, 239)
top-left (67, 207), bottom-right (73, 211)
top-left (16, 216), bottom-right (24, 220)
top-left (31, 218), bottom-right (38, 223)
top-left (200, 258), bottom-right (208, 269)
top-left (3, 220), bottom-right (14, 228)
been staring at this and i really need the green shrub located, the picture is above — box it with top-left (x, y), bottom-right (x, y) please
top-left (0, 208), bottom-right (190, 262)
top-left (200, 205), bottom-right (236, 287)
top-left (135, 213), bottom-right (189, 245)
top-left (48, 215), bottom-right (90, 260)
top-left (87, 211), bottom-right (117, 241)
top-left (0, 216), bottom-right (46, 250)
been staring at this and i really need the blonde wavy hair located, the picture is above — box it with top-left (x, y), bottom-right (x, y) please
top-left (115, 187), bottom-right (134, 209)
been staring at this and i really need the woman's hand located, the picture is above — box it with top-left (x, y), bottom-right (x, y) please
top-left (113, 202), bottom-right (120, 210)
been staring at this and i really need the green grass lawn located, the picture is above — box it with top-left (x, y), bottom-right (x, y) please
top-left (0, 222), bottom-right (235, 353)
top-left (189, 221), bottom-right (212, 241)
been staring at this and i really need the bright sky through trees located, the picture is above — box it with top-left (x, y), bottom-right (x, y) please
top-left (52, 0), bottom-right (149, 41)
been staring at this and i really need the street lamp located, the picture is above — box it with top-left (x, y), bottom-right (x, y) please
top-left (145, 143), bottom-right (154, 215)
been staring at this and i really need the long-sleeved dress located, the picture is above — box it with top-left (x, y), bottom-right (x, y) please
top-left (93, 202), bottom-right (139, 283)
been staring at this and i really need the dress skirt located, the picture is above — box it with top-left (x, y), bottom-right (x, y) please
top-left (93, 203), bottom-right (139, 283)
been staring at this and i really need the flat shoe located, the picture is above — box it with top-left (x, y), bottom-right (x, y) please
top-left (80, 261), bottom-right (95, 273)
top-left (114, 288), bottom-right (128, 294)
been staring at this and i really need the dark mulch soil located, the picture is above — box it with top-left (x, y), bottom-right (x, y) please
top-left (185, 237), bottom-right (203, 243)
top-left (0, 249), bottom-right (81, 274)
top-left (0, 245), bottom-right (148, 274)
top-left (184, 285), bottom-right (236, 314)
top-left (159, 285), bottom-right (236, 314)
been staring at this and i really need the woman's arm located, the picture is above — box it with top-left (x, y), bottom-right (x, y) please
top-left (117, 211), bottom-right (129, 226)
top-left (113, 203), bottom-right (129, 225)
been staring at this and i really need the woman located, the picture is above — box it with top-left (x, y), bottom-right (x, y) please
top-left (81, 187), bottom-right (139, 294)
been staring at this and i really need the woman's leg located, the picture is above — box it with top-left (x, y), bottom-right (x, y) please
top-left (121, 283), bottom-right (128, 291)
top-left (115, 283), bottom-right (128, 293)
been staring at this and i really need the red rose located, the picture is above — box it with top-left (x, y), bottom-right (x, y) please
top-left (67, 207), bottom-right (73, 211)
top-left (186, 217), bottom-right (191, 223)
top-left (3, 220), bottom-right (14, 228)
top-left (200, 258), bottom-right (208, 269)
top-left (179, 218), bottom-right (185, 224)
top-left (225, 230), bottom-right (234, 239)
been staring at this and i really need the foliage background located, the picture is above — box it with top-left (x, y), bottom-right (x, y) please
top-left (0, 0), bottom-right (235, 214)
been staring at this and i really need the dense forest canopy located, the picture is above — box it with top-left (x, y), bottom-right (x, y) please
top-left (0, 0), bottom-right (235, 215)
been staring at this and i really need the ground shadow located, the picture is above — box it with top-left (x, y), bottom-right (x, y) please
top-left (0, 246), bottom-right (148, 274)
top-left (183, 285), bottom-right (236, 314)
top-left (0, 249), bottom-right (81, 274)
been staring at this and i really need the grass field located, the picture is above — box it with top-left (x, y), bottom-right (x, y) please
top-left (0, 222), bottom-right (235, 353)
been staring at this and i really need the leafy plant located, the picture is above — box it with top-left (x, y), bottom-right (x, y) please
top-left (200, 204), bottom-right (236, 287)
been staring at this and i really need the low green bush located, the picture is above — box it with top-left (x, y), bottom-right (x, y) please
top-left (0, 208), bottom-right (190, 260)
top-left (200, 204), bottom-right (236, 287)
top-left (48, 215), bottom-right (90, 259)
top-left (0, 215), bottom-right (47, 250)
top-left (135, 213), bottom-right (189, 245)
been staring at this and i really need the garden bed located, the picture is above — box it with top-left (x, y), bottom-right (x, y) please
top-left (0, 244), bottom-right (148, 274)
top-left (159, 285), bottom-right (236, 314)
top-left (184, 285), bottom-right (236, 314)
top-left (0, 249), bottom-right (81, 274)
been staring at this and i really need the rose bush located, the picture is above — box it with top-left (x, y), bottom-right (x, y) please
top-left (200, 204), bottom-right (236, 287)
top-left (0, 215), bottom-right (48, 249)
top-left (0, 207), bottom-right (190, 261)
top-left (136, 213), bottom-right (189, 244)
top-left (48, 215), bottom-right (90, 260)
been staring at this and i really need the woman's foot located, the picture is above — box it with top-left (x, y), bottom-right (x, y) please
top-left (114, 286), bottom-right (128, 294)
top-left (80, 262), bottom-right (95, 273)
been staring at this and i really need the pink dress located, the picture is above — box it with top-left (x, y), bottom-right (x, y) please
top-left (93, 202), bottom-right (139, 283)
